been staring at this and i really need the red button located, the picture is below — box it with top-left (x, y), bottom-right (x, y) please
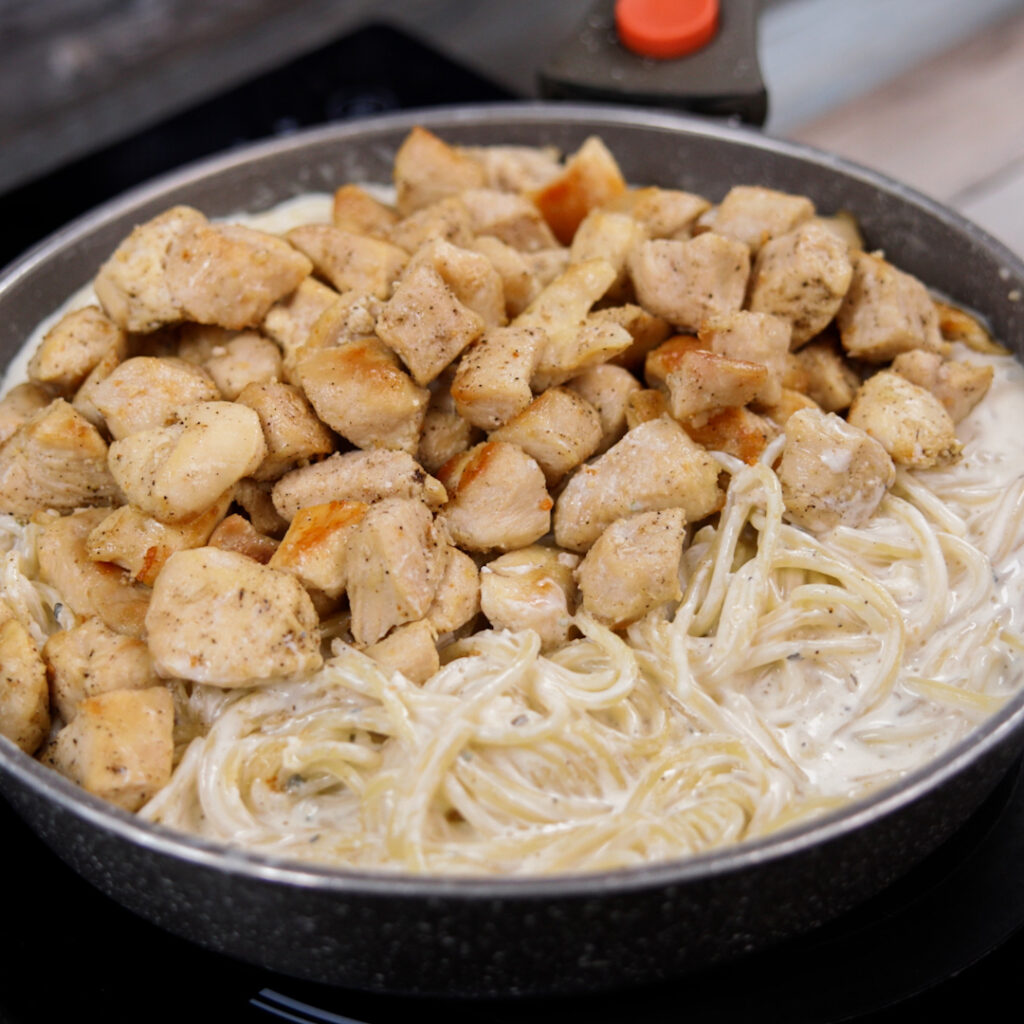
top-left (615, 0), bottom-right (719, 59)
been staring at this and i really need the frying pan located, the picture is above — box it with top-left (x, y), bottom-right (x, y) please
top-left (1, 103), bottom-right (1023, 998)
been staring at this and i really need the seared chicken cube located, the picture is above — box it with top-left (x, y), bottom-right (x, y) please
top-left (576, 509), bottom-right (686, 627)
top-left (426, 545), bottom-right (481, 634)
top-left (643, 334), bottom-right (707, 391)
top-left (147, 547), bottom-right (322, 684)
top-left (72, 345), bottom-right (122, 428)
top-left (811, 211), bottom-right (864, 252)
top-left (234, 478), bottom-right (289, 537)
top-left (554, 417), bottom-right (721, 552)
top-left (761, 387), bottom-right (822, 427)
top-left (598, 304), bottom-right (673, 372)
top-left (332, 183), bottom-right (399, 238)
top-left (890, 349), bottom-right (993, 424)
top-left (165, 221), bottom-right (312, 329)
top-left (417, 372), bottom-right (481, 475)
top-left (0, 617), bottom-right (49, 754)
top-left (460, 143), bottom-right (562, 192)
top-left (785, 337), bottom-right (861, 412)
top-left (490, 386), bottom-right (603, 486)
top-left (531, 316), bottom-right (632, 391)
top-left (344, 498), bottom-right (444, 646)
top-left (0, 400), bottom-right (119, 518)
top-left (44, 616), bottom-right (156, 722)
top-left (438, 441), bottom-right (552, 553)
top-left (606, 186), bottom-right (711, 239)
top-left (625, 388), bottom-right (670, 429)
top-left (389, 195), bottom-right (475, 254)
top-left (404, 238), bottom-right (506, 328)
top-left (282, 290), bottom-right (383, 384)
top-left (28, 306), bottom-right (125, 395)
top-left (837, 251), bottom-right (946, 362)
top-left (526, 248), bottom-right (572, 289)
top-left (268, 500), bottom-right (369, 599)
top-left (480, 545), bottom-right (579, 650)
top-left (630, 233), bottom-right (750, 332)
top-left (712, 185), bottom-right (815, 253)
top-left (460, 188), bottom-right (558, 252)
top-left (568, 209), bottom-right (645, 300)
top-left (285, 223), bottom-right (407, 299)
top-left (777, 406), bottom-right (895, 532)
top-left (363, 619), bottom-right (440, 684)
top-left (700, 311), bottom-right (791, 407)
top-left (935, 299), bottom-right (1007, 355)
top-left (207, 513), bottom-right (279, 563)
top-left (566, 362), bottom-right (642, 454)
top-left (684, 406), bottom-right (779, 464)
top-left (847, 370), bottom-right (961, 468)
top-left (393, 125), bottom-right (486, 216)
top-left (469, 236), bottom-right (540, 319)
top-left (261, 277), bottom-right (341, 381)
top-left (197, 332), bottom-right (282, 400)
top-left (296, 338), bottom-right (429, 453)
top-left (665, 349), bottom-right (771, 426)
top-left (0, 382), bottom-right (50, 446)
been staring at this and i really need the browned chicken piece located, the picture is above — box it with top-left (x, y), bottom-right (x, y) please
top-left (712, 185), bottom-right (815, 253)
top-left (529, 135), bottom-right (627, 245)
top-left (271, 449), bottom-right (446, 522)
top-left (425, 545), bottom-right (480, 634)
top-left (847, 370), bottom-right (962, 468)
top-left (94, 205), bottom-right (206, 332)
top-left (643, 334), bottom-right (707, 390)
top-left (836, 251), bottom-right (946, 362)
top-left (747, 222), bottom-right (853, 346)
top-left (332, 183), bottom-right (399, 238)
top-left (935, 299), bottom-right (1008, 355)
top-left (27, 306), bottom-right (125, 395)
top-left (0, 382), bottom-right (50, 445)
top-left (811, 211), bottom-right (864, 252)
top-left (576, 509), bottom-right (686, 627)
top-left (490, 386), bottom-right (603, 486)
top-left (108, 401), bottom-right (266, 523)
top-left (37, 508), bottom-right (150, 636)
top-left (285, 223), bottom-right (407, 300)
top-left (404, 238), bottom-right (507, 327)
top-left (566, 362), bottom-right (643, 454)
top-left (0, 400), bottom-right (119, 518)
top-left (629, 233), bottom-right (750, 332)
top-left (525, 248), bottom-right (572, 289)
top-left (234, 478), bottom-right (289, 537)
top-left (460, 143), bottom-right (562, 192)
top-left (417, 372), bottom-right (482, 474)
top-left (389, 195), bottom-right (475, 254)
top-left (165, 221), bottom-right (312, 330)
top-left (0, 617), bottom-right (49, 754)
top-left (206, 513), bottom-right (279, 563)
top-left (665, 349), bottom-right (771, 426)
top-left (684, 406), bottom-right (780, 465)
top-left (890, 350), bottom-right (994, 424)
top-left (568, 209), bottom-right (645, 300)
top-left (344, 498), bottom-right (445, 646)
top-left (451, 325), bottom-right (545, 430)
top-left (393, 126), bottom-right (487, 217)
top-left (785, 337), bottom-right (861, 413)
top-left (606, 186), bottom-right (711, 239)
top-left (479, 545), bottom-right (579, 651)
top-left (235, 380), bottom-right (334, 481)
top-left (375, 263), bottom-right (487, 386)
top-left (268, 500), bottom-right (369, 599)
top-left (459, 188), bottom-right (558, 251)
top-left (532, 316), bottom-right (633, 391)
top-left (363, 618), bottom-right (440, 684)
top-left (46, 687), bottom-right (174, 811)
top-left (599, 304), bottom-right (673, 372)
top-left (777, 406), bottom-right (895, 532)
top-left (469, 236), bottom-right (540, 319)
top-left (86, 489), bottom-right (232, 585)
top-left (189, 331), bottom-right (282, 400)
top-left (438, 441), bottom-right (552, 553)
top-left (146, 547), bottom-right (322, 684)
top-left (700, 311), bottom-right (791, 408)
top-left (296, 338), bottom-right (429, 453)
top-left (281, 290), bottom-right (383, 384)
top-left (625, 388), bottom-right (670, 429)
top-left (554, 417), bottom-right (722, 552)
top-left (44, 616), bottom-right (156, 723)
top-left (91, 356), bottom-right (220, 439)
top-left (261, 277), bottom-right (341, 381)
top-left (760, 387), bottom-right (822, 427)
top-left (72, 345), bottom-right (122, 428)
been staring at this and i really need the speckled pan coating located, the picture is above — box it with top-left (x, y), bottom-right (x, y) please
top-left (1, 104), bottom-right (1023, 997)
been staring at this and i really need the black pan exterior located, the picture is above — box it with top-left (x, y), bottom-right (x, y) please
top-left (1, 104), bottom-right (1023, 997)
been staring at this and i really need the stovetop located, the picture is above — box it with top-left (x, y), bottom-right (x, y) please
top-left (2, 20), bottom-right (1023, 1022)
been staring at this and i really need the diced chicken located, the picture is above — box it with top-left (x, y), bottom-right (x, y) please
top-left (847, 370), bottom-right (962, 468)
top-left (207, 514), bottom-right (279, 563)
top-left (281, 290), bottom-right (383, 384)
top-left (236, 380), bottom-right (334, 481)
top-left (606, 186), bottom-right (711, 239)
top-left (0, 618), bottom-right (49, 754)
top-left (576, 509), bottom-right (686, 627)
top-left (285, 223), bottom-right (407, 299)
top-left (568, 209), bottom-right (645, 300)
top-left (165, 221), bottom-right (312, 329)
top-left (890, 349), bottom-right (994, 423)
top-left (700, 311), bottom-right (791, 407)
top-left (393, 126), bottom-right (487, 216)
top-left (529, 136), bottom-right (627, 245)
top-left (526, 247), bottom-right (572, 289)
top-left (665, 349), bottom-right (771, 426)
top-left (811, 211), bottom-right (864, 252)
top-left (417, 372), bottom-right (481, 475)
top-left (268, 500), bottom-right (368, 599)
top-left (91, 356), bottom-right (220, 439)
top-left (146, 547), bottom-right (322, 684)
top-left (532, 316), bottom-right (632, 391)
top-left (389, 195), bottom-right (475, 254)
top-left (480, 545), bottom-right (579, 650)
top-left (195, 331), bottom-right (282, 400)
top-left (28, 306), bottom-right (125, 395)
top-left (234, 479), bottom-right (289, 536)
top-left (405, 238), bottom-right (506, 327)
top-left (490, 386), bottom-right (603, 486)
top-left (629, 233), bottom-right (750, 332)
top-left (761, 387), bottom-right (822, 427)
top-left (438, 441), bottom-right (552, 552)
top-left (37, 508), bottom-right (150, 636)
top-left (261, 277), bottom-right (342, 381)
top-left (44, 617), bottom-right (156, 723)
top-left (625, 388), bottom-right (670, 429)
top-left (468, 236), bottom-right (540, 319)
top-left (344, 498), bottom-right (444, 646)
top-left (460, 188), bottom-right (558, 251)
top-left (777, 406), bottom-right (895, 532)
top-left (565, 362), bottom-right (642, 454)
top-left (86, 490), bottom-right (232, 585)
top-left (596, 304), bottom-right (673, 373)
top-left (108, 401), bottom-right (266, 523)
top-left (712, 185), bottom-right (815, 253)
top-left (747, 222), bottom-right (853, 345)
top-left (460, 143), bottom-right (562, 192)
top-left (47, 687), bottom-right (173, 811)
top-left (785, 337), bottom-right (861, 412)
top-left (332, 183), bottom-right (399, 238)
top-left (94, 205), bottom-right (207, 332)
top-left (451, 325), bottom-right (544, 430)
top-left (644, 334), bottom-right (707, 391)
top-left (363, 619), bottom-right (440, 684)
top-left (0, 382), bottom-right (50, 446)
top-left (72, 343), bottom-right (125, 428)
top-left (0, 400), bottom-right (119, 518)
top-left (836, 251), bottom-right (946, 362)
top-left (296, 338), bottom-right (428, 453)
top-left (935, 299), bottom-right (1007, 355)
top-left (553, 417), bottom-right (722, 552)
top-left (425, 545), bottom-right (480, 634)
top-left (684, 406), bottom-right (779, 465)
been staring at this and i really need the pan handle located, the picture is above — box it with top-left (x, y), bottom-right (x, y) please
top-left (539, 0), bottom-right (767, 126)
